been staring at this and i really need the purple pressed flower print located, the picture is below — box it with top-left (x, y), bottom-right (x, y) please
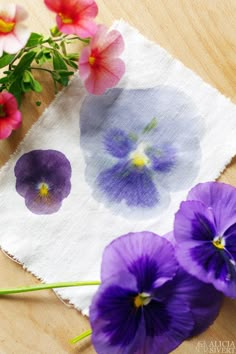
top-left (14, 149), bottom-right (71, 215)
top-left (89, 232), bottom-right (222, 354)
top-left (80, 87), bottom-right (203, 218)
top-left (174, 181), bottom-right (236, 298)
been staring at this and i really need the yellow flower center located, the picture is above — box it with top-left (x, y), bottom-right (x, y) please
top-left (38, 183), bottom-right (49, 197)
top-left (130, 143), bottom-right (150, 168)
top-left (59, 13), bottom-right (73, 24)
top-left (89, 56), bottom-right (96, 66)
top-left (0, 18), bottom-right (15, 33)
top-left (132, 153), bottom-right (149, 168)
top-left (212, 236), bottom-right (225, 250)
top-left (134, 293), bottom-right (151, 308)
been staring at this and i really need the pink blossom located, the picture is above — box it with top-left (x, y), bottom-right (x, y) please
top-left (44, 0), bottom-right (98, 38)
top-left (0, 4), bottom-right (30, 56)
top-left (79, 25), bottom-right (125, 95)
top-left (0, 92), bottom-right (22, 139)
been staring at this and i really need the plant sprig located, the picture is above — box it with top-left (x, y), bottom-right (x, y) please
top-left (0, 28), bottom-right (86, 106)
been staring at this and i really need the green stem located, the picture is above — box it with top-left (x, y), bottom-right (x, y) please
top-left (70, 329), bottom-right (92, 344)
top-left (0, 281), bottom-right (100, 295)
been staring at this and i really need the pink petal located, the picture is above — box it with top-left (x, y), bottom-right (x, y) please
top-left (0, 121), bottom-right (13, 139)
top-left (91, 25), bottom-right (125, 58)
top-left (76, 0), bottom-right (98, 17)
top-left (79, 46), bottom-right (92, 79)
top-left (8, 111), bottom-right (22, 129)
top-left (100, 29), bottom-right (125, 57)
top-left (15, 5), bottom-right (28, 22)
top-left (44, 0), bottom-right (62, 13)
top-left (84, 58), bottom-right (125, 95)
top-left (58, 20), bottom-right (97, 37)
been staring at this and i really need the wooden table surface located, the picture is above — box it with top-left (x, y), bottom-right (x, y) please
top-left (0, 1), bottom-right (236, 353)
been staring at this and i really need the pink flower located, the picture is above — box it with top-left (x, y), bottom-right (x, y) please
top-left (0, 4), bottom-right (30, 56)
top-left (0, 92), bottom-right (22, 139)
top-left (44, 0), bottom-right (98, 38)
top-left (79, 25), bottom-right (125, 95)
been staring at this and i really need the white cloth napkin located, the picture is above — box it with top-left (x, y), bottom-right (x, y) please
top-left (0, 21), bottom-right (236, 315)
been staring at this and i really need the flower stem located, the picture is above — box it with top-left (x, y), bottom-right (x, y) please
top-left (0, 281), bottom-right (100, 295)
top-left (70, 329), bottom-right (92, 344)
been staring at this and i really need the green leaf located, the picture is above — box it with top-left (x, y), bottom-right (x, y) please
top-left (53, 52), bottom-right (69, 85)
top-left (36, 101), bottom-right (41, 106)
top-left (22, 70), bottom-right (42, 93)
top-left (9, 79), bottom-right (23, 106)
top-left (143, 117), bottom-right (158, 134)
top-left (50, 26), bottom-right (62, 37)
top-left (25, 32), bottom-right (44, 47)
top-left (35, 49), bottom-right (52, 65)
top-left (14, 51), bottom-right (37, 76)
top-left (0, 52), bottom-right (15, 69)
top-left (31, 78), bottom-right (42, 93)
top-left (0, 76), bottom-right (10, 84)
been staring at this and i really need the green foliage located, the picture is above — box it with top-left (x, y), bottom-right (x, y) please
top-left (143, 117), bottom-right (158, 134)
top-left (0, 28), bottom-right (85, 106)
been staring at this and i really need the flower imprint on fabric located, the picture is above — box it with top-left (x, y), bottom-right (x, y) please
top-left (80, 87), bottom-right (203, 218)
top-left (14, 149), bottom-right (72, 215)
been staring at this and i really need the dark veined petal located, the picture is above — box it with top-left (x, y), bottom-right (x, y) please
top-left (174, 200), bottom-right (216, 244)
top-left (175, 240), bottom-right (236, 297)
top-left (97, 161), bottom-right (159, 208)
top-left (155, 267), bottom-right (223, 337)
top-left (90, 273), bottom-right (144, 354)
top-left (103, 128), bottom-right (135, 158)
top-left (101, 232), bottom-right (178, 290)
top-left (187, 182), bottom-right (236, 234)
top-left (90, 273), bottom-right (194, 354)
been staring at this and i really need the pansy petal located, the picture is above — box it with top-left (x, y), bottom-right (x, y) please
top-left (101, 232), bottom-right (178, 290)
top-left (146, 143), bottom-right (176, 173)
top-left (176, 242), bottom-right (236, 297)
top-left (97, 162), bottom-right (159, 208)
top-left (24, 189), bottom-right (63, 215)
top-left (103, 128), bottom-right (135, 158)
top-left (90, 273), bottom-right (142, 354)
top-left (157, 267), bottom-right (223, 336)
top-left (174, 200), bottom-right (216, 244)
top-left (187, 182), bottom-right (236, 234)
top-left (134, 298), bottom-right (193, 354)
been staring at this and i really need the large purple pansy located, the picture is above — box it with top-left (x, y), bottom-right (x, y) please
top-left (14, 149), bottom-right (72, 215)
top-left (80, 87), bottom-right (203, 218)
top-left (174, 181), bottom-right (236, 298)
top-left (89, 232), bottom-right (222, 354)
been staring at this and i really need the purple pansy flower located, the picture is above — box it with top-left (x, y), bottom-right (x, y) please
top-left (89, 232), bottom-right (222, 354)
top-left (80, 87), bottom-right (203, 218)
top-left (14, 149), bottom-right (72, 215)
top-left (174, 181), bottom-right (236, 298)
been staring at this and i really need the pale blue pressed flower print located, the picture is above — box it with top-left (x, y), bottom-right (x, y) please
top-left (80, 87), bottom-right (203, 218)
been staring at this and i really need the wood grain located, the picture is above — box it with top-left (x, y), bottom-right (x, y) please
top-left (0, 1), bottom-right (235, 353)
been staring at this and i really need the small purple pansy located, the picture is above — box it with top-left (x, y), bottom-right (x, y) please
top-left (174, 181), bottom-right (236, 298)
top-left (89, 232), bottom-right (222, 354)
top-left (14, 149), bottom-right (72, 215)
